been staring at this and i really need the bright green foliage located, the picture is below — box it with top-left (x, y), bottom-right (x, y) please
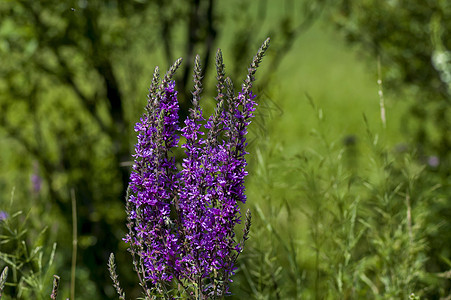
top-left (331, 0), bottom-right (451, 174)
top-left (0, 198), bottom-right (57, 299)
top-left (0, 1), bottom-right (317, 297)
top-left (328, 3), bottom-right (451, 295)
top-left (232, 101), bottom-right (448, 299)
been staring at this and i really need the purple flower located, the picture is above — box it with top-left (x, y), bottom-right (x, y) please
top-left (124, 38), bottom-right (269, 297)
top-left (427, 156), bottom-right (440, 167)
top-left (125, 79), bottom-right (182, 283)
top-left (0, 211), bottom-right (8, 222)
top-left (31, 161), bottom-right (42, 195)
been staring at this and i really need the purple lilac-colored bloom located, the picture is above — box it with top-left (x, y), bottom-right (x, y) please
top-left (124, 38), bottom-right (269, 295)
top-left (31, 174), bottom-right (41, 194)
top-left (31, 161), bottom-right (42, 195)
top-left (177, 87), bottom-right (257, 281)
top-left (126, 84), bottom-right (256, 284)
top-left (125, 81), bottom-right (182, 283)
top-left (0, 211), bottom-right (8, 221)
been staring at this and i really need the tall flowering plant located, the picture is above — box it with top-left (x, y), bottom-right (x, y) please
top-left (109, 38), bottom-right (269, 299)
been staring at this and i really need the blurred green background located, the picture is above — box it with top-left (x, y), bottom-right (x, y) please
top-left (0, 0), bottom-right (449, 299)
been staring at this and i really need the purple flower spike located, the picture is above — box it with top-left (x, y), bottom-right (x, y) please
top-left (124, 39), bottom-right (269, 298)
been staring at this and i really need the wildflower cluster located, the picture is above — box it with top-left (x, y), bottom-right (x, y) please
top-left (122, 38), bottom-right (269, 298)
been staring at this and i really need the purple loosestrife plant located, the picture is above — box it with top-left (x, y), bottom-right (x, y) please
top-left (110, 38), bottom-right (270, 299)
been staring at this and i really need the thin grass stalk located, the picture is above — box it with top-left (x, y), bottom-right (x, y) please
top-left (70, 189), bottom-right (77, 300)
top-left (406, 192), bottom-right (413, 245)
top-left (377, 57), bottom-right (386, 129)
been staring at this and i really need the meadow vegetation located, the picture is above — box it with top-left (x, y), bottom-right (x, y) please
top-left (1, 1), bottom-right (450, 299)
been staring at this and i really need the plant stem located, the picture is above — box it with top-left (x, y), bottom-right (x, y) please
top-left (71, 189), bottom-right (78, 300)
